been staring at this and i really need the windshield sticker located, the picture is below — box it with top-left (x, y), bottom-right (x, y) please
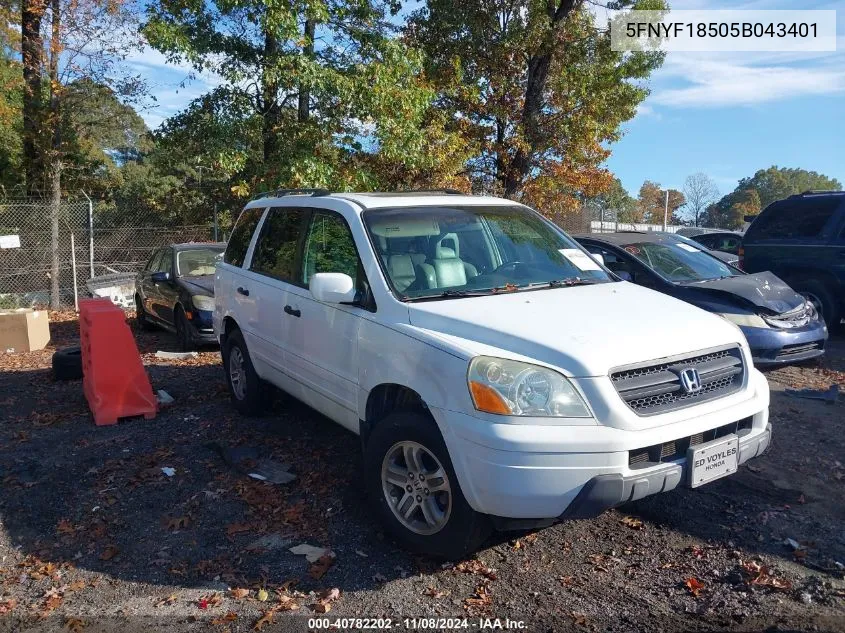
top-left (559, 249), bottom-right (601, 271)
top-left (624, 245), bottom-right (641, 255)
top-left (676, 243), bottom-right (701, 253)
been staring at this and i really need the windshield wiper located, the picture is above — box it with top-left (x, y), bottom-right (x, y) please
top-left (521, 277), bottom-right (604, 290)
top-left (405, 288), bottom-right (499, 302)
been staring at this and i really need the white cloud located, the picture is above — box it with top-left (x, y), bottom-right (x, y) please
top-left (650, 53), bottom-right (845, 107)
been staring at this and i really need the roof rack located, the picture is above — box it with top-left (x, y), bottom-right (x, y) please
top-left (796, 190), bottom-right (845, 196)
top-left (353, 189), bottom-right (468, 197)
top-left (251, 188), bottom-right (331, 200)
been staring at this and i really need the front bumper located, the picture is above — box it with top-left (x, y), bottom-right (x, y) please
top-left (560, 423), bottom-right (770, 521)
top-left (741, 320), bottom-right (827, 367)
top-left (188, 309), bottom-right (218, 345)
top-left (431, 368), bottom-right (770, 522)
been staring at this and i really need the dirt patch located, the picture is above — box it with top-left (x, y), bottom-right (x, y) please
top-left (0, 313), bottom-right (843, 631)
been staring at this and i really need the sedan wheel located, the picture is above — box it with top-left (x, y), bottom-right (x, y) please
top-left (381, 440), bottom-right (452, 536)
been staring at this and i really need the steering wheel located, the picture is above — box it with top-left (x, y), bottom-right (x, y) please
top-left (667, 265), bottom-right (686, 278)
top-left (491, 261), bottom-right (524, 276)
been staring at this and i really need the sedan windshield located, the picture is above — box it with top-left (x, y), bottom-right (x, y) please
top-left (176, 248), bottom-right (224, 276)
top-left (362, 205), bottom-right (612, 300)
top-left (622, 240), bottom-right (739, 283)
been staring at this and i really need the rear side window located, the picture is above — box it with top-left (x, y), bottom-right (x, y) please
top-left (224, 207), bottom-right (265, 267)
top-left (250, 207), bottom-right (309, 283)
top-left (747, 198), bottom-right (841, 241)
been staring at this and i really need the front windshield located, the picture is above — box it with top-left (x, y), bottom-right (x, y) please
top-left (622, 240), bottom-right (738, 283)
top-left (363, 205), bottom-right (613, 300)
top-left (176, 248), bottom-right (224, 276)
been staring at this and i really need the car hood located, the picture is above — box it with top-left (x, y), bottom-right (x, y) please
top-left (180, 275), bottom-right (215, 295)
top-left (406, 282), bottom-right (744, 377)
top-left (679, 272), bottom-right (802, 314)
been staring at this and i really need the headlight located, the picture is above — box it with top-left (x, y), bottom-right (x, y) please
top-left (467, 356), bottom-right (591, 418)
top-left (192, 295), bottom-right (215, 311)
top-left (761, 299), bottom-right (818, 329)
top-left (719, 311), bottom-right (767, 328)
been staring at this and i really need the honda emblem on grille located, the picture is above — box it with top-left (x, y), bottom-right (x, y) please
top-left (679, 368), bottom-right (702, 394)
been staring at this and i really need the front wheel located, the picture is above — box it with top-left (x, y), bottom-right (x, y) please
top-left (222, 328), bottom-right (268, 416)
top-left (364, 412), bottom-right (491, 559)
top-left (795, 280), bottom-right (841, 331)
top-left (175, 307), bottom-right (194, 351)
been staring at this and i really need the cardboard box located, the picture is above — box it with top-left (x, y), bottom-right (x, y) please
top-left (0, 309), bottom-right (51, 352)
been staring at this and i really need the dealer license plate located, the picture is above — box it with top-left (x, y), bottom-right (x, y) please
top-left (687, 435), bottom-right (739, 488)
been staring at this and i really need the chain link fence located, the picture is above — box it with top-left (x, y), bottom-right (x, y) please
top-left (0, 196), bottom-right (225, 309)
top-left (1, 196), bottom-right (691, 309)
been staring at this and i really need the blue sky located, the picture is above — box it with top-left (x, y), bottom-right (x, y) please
top-left (127, 0), bottom-right (845, 198)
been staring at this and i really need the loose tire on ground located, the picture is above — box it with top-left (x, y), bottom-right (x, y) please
top-left (364, 411), bottom-right (491, 559)
top-left (222, 328), bottom-right (268, 416)
top-left (52, 346), bottom-right (83, 381)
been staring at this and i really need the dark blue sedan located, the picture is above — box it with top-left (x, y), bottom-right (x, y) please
top-left (575, 232), bottom-right (828, 367)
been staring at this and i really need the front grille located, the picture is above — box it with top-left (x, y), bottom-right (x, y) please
top-left (611, 346), bottom-right (745, 416)
top-left (628, 417), bottom-right (752, 467)
top-left (776, 341), bottom-right (823, 360)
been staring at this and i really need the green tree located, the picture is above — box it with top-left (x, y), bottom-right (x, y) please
top-left (708, 166), bottom-right (842, 228)
top-left (142, 0), bottom-right (469, 194)
top-left (583, 177), bottom-right (637, 223)
top-left (408, 0), bottom-right (665, 210)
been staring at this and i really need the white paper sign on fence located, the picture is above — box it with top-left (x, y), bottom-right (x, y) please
top-left (0, 235), bottom-right (21, 249)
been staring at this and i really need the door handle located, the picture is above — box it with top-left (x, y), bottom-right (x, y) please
top-left (237, 287), bottom-right (250, 296)
top-left (284, 305), bottom-right (301, 318)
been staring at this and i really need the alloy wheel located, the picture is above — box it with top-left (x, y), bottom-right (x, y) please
top-left (228, 346), bottom-right (247, 401)
top-left (381, 441), bottom-right (452, 536)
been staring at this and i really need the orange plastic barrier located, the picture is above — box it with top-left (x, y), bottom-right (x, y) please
top-left (79, 298), bottom-right (157, 425)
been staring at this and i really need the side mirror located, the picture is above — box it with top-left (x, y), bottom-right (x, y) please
top-left (151, 271), bottom-right (171, 283)
top-left (616, 271), bottom-right (633, 282)
top-left (310, 272), bottom-right (356, 304)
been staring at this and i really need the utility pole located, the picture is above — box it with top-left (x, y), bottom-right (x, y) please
top-left (662, 189), bottom-right (669, 231)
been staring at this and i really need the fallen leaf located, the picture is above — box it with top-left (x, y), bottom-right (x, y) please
top-left (254, 611), bottom-right (275, 631)
top-left (0, 599), bottom-right (17, 614)
top-left (256, 588), bottom-right (269, 602)
top-left (455, 559), bottom-right (497, 580)
top-left (620, 516), bottom-right (643, 529)
top-left (312, 602), bottom-right (331, 613)
top-left (211, 612), bottom-right (237, 625)
top-left (226, 523), bottom-right (253, 538)
top-left (424, 586), bottom-right (448, 598)
top-left (571, 612), bottom-right (588, 627)
top-left (44, 594), bottom-right (63, 612)
top-left (276, 595), bottom-right (300, 611)
top-left (320, 588), bottom-right (341, 602)
top-left (57, 520), bottom-right (76, 535)
top-left (65, 617), bottom-right (85, 632)
top-left (230, 588), bottom-right (250, 600)
top-left (155, 594), bottom-right (177, 607)
top-left (99, 545), bottom-right (119, 561)
top-left (558, 576), bottom-right (575, 587)
top-left (165, 516), bottom-right (191, 531)
top-left (198, 598), bottom-right (209, 610)
top-left (68, 579), bottom-right (87, 592)
top-left (308, 554), bottom-right (335, 580)
top-left (685, 577), bottom-right (705, 597)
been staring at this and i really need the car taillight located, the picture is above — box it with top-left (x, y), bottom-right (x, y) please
top-left (737, 246), bottom-right (744, 270)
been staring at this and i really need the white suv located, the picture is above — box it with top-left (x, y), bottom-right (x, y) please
top-left (214, 190), bottom-right (771, 559)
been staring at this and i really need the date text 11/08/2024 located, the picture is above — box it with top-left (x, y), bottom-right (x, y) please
top-left (307, 618), bottom-right (528, 630)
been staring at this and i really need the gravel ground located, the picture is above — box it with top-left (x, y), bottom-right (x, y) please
top-left (0, 312), bottom-right (843, 632)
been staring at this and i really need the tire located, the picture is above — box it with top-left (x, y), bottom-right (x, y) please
top-left (364, 411), bottom-right (492, 560)
top-left (135, 295), bottom-right (155, 332)
top-left (793, 279), bottom-right (841, 331)
top-left (222, 328), bottom-right (268, 416)
top-left (52, 346), bottom-right (83, 381)
top-left (175, 307), bottom-right (194, 351)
